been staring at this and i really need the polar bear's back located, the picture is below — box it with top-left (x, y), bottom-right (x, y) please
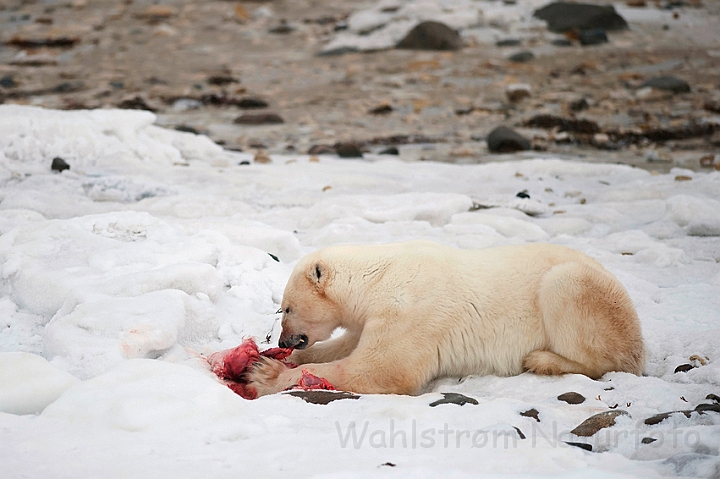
top-left (328, 241), bottom-right (610, 378)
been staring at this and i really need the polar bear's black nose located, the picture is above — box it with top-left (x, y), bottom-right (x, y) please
top-left (279, 334), bottom-right (308, 350)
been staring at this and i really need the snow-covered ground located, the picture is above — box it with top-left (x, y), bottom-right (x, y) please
top-left (0, 105), bottom-right (719, 478)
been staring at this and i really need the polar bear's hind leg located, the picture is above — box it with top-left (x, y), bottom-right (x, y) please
top-left (523, 261), bottom-right (645, 379)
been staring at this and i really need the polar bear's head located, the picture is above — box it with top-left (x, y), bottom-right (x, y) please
top-left (278, 253), bottom-right (342, 350)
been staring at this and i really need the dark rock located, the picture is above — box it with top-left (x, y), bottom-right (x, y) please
top-left (644, 412), bottom-right (673, 425)
top-left (487, 126), bottom-right (531, 153)
top-left (516, 190), bottom-right (530, 199)
top-left (365, 134), bottom-right (442, 145)
top-left (674, 363), bottom-right (695, 373)
top-left (51, 82), bottom-right (84, 94)
top-left (496, 38), bottom-right (522, 47)
top-left (269, 22), bottom-right (295, 34)
top-left (0, 75), bottom-right (17, 88)
top-left (578, 29), bottom-right (608, 45)
top-left (534, 2), bottom-right (628, 33)
top-left (63, 101), bottom-right (94, 110)
top-left (117, 96), bottom-right (156, 112)
top-left (525, 114), bottom-right (600, 134)
top-left (238, 160), bottom-right (251, 166)
top-left (268, 253), bottom-right (280, 262)
top-left (234, 113), bottom-right (284, 125)
top-left (51, 157), bottom-right (70, 172)
top-left (570, 98), bottom-right (589, 111)
top-left (237, 97), bottom-right (269, 109)
top-left (564, 441), bottom-right (593, 451)
top-left (308, 144), bottom-right (336, 155)
top-left (168, 93), bottom-right (264, 109)
top-left (607, 121), bottom-right (720, 144)
top-left (317, 46), bottom-right (360, 57)
top-left (7, 35), bottom-right (79, 48)
top-left (662, 0), bottom-right (694, 9)
top-left (705, 101), bottom-right (720, 114)
top-left (285, 390), bottom-right (360, 405)
top-left (551, 38), bottom-right (573, 46)
top-left (369, 104), bottom-right (393, 115)
top-left (571, 410), bottom-right (628, 437)
top-left (641, 437), bottom-right (657, 444)
top-left (695, 403), bottom-right (720, 413)
top-left (197, 93), bottom-right (233, 106)
top-left (380, 462), bottom-right (396, 467)
top-left (644, 403), bottom-right (720, 426)
top-left (314, 15), bottom-right (345, 25)
top-left (707, 394), bottom-right (720, 403)
top-left (514, 426), bottom-right (526, 439)
top-left (379, 146), bottom-right (399, 155)
top-left (641, 76), bottom-right (690, 94)
top-left (520, 408), bottom-right (540, 422)
top-left (335, 143), bottom-right (364, 158)
top-left (508, 51), bottom-right (535, 63)
top-left (429, 392), bottom-right (479, 407)
top-left (558, 392), bottom-right (586, 404)
top-left (455, 106), bottom-right (475, 115)
top-left (207, 75), bottom-right (239, 86)
top-left (145, 77), bottom-right (167, 86)
top-left (174, 125), bottom-right (199, 134)
top-left (396, 21), bottom-right (462, 51)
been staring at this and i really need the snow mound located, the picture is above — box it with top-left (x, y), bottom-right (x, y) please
top-left (42, 359), bottom-right (248, 432)
top-left (0, 106), bottom-right (228, 178)
top-left (0, 352), bottom-right (79, 415)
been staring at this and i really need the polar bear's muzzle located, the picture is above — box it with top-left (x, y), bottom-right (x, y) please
top-left (279, 333), bottom-right (309, 350)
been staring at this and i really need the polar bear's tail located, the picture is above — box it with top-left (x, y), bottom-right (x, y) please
top-left (522, 261), bottom-right (645, 379)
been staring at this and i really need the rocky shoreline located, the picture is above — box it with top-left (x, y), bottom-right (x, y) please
top-left (1, 0), bottom-right (718, 172)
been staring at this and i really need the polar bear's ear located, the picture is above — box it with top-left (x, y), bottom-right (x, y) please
top-left (309, 261), bottom-right (328, 289)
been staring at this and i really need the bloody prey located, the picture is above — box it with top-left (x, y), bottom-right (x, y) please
top-left (207, 338), bottom-right (335, 399)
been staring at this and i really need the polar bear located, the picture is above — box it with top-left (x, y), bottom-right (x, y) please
top-left (246, 241), bottom-right (645, 397)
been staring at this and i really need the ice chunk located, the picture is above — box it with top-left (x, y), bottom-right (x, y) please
top-left (666, 195), bottom-right (720, 236)
top-left (44, 290), bottom-right (190, 379)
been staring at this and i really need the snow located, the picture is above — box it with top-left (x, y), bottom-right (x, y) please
top-left (0, 351), bottom-right (79, 415)
top-left (0, 104), bottom-right (719, 478)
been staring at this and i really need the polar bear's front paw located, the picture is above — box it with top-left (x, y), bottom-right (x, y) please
top-left (245, 357), bottom-right (295, 397)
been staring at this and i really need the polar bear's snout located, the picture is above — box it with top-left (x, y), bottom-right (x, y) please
top-left (279, 333), bottom-right (309, 350)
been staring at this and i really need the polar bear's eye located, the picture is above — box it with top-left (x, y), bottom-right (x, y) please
top-left (284, 307), bottom-right (291, 314)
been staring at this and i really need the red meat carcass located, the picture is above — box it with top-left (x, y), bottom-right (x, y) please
top-left (207, 338), bottom-right (335, 399)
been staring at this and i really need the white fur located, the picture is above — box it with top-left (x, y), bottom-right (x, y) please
top-left (247, 241), bottom-right (645, 396)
